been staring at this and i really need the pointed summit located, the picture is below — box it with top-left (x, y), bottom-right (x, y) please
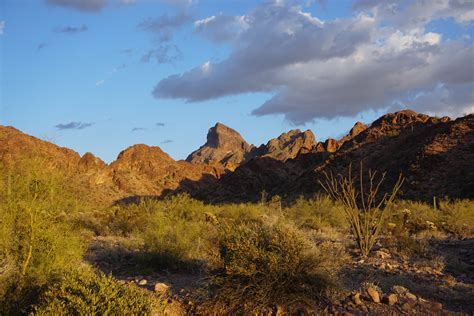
top-left (186, 123), bottom-right (255, 170)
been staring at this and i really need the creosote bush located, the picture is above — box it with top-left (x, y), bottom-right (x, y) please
top-left (33, 266), bottom-right (161, 315)
top-left (320, 165), bottom-right (404, 257)
top-left (0, 160), bottom-right (86, 314)
top-left (202, 220), bottom-right (343, 314)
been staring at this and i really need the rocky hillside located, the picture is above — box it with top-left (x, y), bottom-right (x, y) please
top-left (0, 127), bottom-right (223, 204)
top-left (187, 122), bottom-right (350, 170)
top-left (198, 110), bottom-right (473, 202)
top-left (1, 110), bottom-right (472, 204)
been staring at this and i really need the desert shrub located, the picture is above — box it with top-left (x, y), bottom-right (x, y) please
top-left (215, 203), bottom-right (266, 223)
top-left (138, 210), bottom-right (215, 271)
top-left (437, 200), bottom-right (474, 238)
top-left (202, 220), bottom-right (342, 314)
top-left (285, 195), bottom-right (346, 230)
top-left (390, 199), bottom-right (474, 238)
top-left (0, 160), bottom-right (86, 314)
top-left (33, 267), bottom-right (161, 315)
top-left (320, 165), bottom-right (403, 256)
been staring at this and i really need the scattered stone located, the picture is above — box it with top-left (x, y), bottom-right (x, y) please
top-left (352, 292), bottom-right (363, 305)
top-left (154, 282), bottom-right (170, 295)
top-left (352, 292), bottom-right (362, 305)
top-left (384, 294), bottom-right (398, 305)
top-left (366, 287), bottom-right (381, 303)
top-left (138, 279), bottom-right (147, 286)
top-left (406, 292), bottom-right (417, 301)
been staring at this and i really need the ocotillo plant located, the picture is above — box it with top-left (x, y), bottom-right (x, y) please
top-left (320, 164), bottom-right (404, 257)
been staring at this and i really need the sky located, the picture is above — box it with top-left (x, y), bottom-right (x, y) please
top-left (0, 0), bottom-right (473, 163)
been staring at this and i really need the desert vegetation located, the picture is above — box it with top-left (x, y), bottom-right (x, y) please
top-left (1, 161), bottom-right (473, 315)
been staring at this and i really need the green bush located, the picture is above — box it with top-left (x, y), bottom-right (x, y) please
top-left (138, 210), bottom-right (215, 271)
top-left (390, 199), bottom-right (474, 238)
top-left (285, 195), bottom-right (346, 230)
top-left (202, 221), bottom-right (343, 314)
top-left (0, 161), bottom-right (86, 314)
top-left (33, 267), bottom-right (161, 315)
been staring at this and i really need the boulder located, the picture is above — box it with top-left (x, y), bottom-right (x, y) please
top-left (154, 282), bottom-right (170, 295)
top-left (366, 287), bottom-right (381, 303)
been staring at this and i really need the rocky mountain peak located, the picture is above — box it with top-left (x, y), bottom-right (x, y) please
top-left (350, 122), bottom-right (369, 137)
top-left (262, 129), bottom-right (318, 161)
top-left (206, 123), bottom-right (251, 150)
top-left (372, 110), bottom-right (430, 128)
top-left (78, 152), bottom-right (106, 171)
top-left (112, 144), bottom-right (174, 172)
top-left (186, 123), bottom-right (255, 170)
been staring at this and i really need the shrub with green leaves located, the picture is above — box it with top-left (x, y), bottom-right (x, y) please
top-left (0, 160), bottom-right (86, 314)
top-left (285, 195), bottom-right (346, 230)
top-left (33, 267), bottom-right (161, 315)
top-left (202, 221), bottom-right (343, 314)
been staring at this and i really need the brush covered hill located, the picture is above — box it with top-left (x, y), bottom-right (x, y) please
top-left (0, 126), bottom-right (223, 205)
top-left (1, 109), bottom-right (472, 204)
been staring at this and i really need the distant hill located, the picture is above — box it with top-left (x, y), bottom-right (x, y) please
top-left (1, 110), bottom-right (472, 204)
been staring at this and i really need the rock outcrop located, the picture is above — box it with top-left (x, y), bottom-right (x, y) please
top-left (258, 129), bottom-right (318, 161)
top-left (186, 123), bottom-right (256, 170)
top-left (192, 110), bottom-right (474, 202)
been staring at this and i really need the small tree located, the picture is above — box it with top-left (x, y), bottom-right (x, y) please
top-left (319, 165), bottom-right (404, 257)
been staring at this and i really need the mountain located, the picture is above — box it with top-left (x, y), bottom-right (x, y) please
top-left (257, 129), bottom-right (319, 161)
top-left (1, 109), bottom-right (472, 204)
top-left (197, 110), bottom-right (473, 202)
top-left (187, 123), bottom-right (341, 169)
top-left (0, 127), bottom-right (223, 204)
top-left (186, 123), bottom-right (256, 170)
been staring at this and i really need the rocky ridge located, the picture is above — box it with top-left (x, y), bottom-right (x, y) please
top-left (1, 109), bottom-right (472, 204)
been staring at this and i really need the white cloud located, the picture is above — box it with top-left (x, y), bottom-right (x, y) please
top-left (0, 21), bottom-right (5, 35)
top-left (95, 79), bottom-right (105, 86)
top-left (153, 0), bottom-right (474, 123)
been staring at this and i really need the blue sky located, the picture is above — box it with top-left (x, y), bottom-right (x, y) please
top-left (0, 0), bottom-right (473, 162)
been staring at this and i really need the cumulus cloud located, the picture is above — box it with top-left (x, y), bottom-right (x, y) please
top-left (55, 122), bottom-right (94, 130)
top-left (56, 25), bottom-right (88, 34)
top-left (46, 0), bottom-right (107, 12)
top-left (194, 14), bottom-right (248, 43)
top-left (153, 0), bottom-right (474, 123)
top-left (353, 0), bottom-right (474, 27)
